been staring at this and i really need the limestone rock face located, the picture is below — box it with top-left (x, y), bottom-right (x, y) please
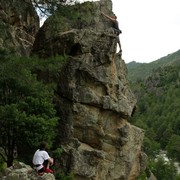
top-left (32, 0), bottom-right (146, 179)
top-left (53, 31), bottom-right (145, 179)
top-left (0, 0), bottom-right (39, 56)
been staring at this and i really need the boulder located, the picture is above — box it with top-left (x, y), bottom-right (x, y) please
top-left (0, 162), bottom-right (55, 180)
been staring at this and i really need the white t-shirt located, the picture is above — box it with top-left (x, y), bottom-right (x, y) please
top-left (32, 149), bottom-right (50, 171)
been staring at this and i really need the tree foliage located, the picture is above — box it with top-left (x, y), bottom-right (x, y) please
top-left (0, 49), bottom-right (66, 167)
top-left (28, 0), bottom-right (78, 17)
top-left (166, 135), bottom-right (180, 161)
top-left (31, 0), bottom-right (71, 17)
top-left (0, 0), bottom-right (78, 21)
top-left (128, 60), bottom-right (180, 162)
top-left (148, 157), bottom-right (180, 180)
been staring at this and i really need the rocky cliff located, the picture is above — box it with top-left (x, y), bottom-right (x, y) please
top-left (0, 0), bottom-right (39, 56)
top-left (0, 0), bottom-right (146, 179)
top-left (32, 0), bottom-right (146, 179)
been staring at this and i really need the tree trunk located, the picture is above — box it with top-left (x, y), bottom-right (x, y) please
top-left (7, 156), bottom-right (13, 167)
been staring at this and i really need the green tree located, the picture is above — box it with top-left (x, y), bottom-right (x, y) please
top-left (9, 0), bottom-right (78, 17)
top-left (0, 55), bottom-right (59, 167)
top-left (166, 135), bottom-right (180, 162)
top-left (149, 157), bottom-right (179, 180)
top-left (143, 130), bottom-right (160, 157)
top-left (129, 61), bottom-right (180, 161)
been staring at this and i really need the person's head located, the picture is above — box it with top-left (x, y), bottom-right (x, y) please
top-left (113, 15), bottom-right (117, 19)
top-left (112, 13), bottom-right (117, 19)
top-left (39, 141), bottom-right (47, 150)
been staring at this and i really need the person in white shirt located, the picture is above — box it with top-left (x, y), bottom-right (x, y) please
top-left (33, 141), bottom-right (54, 175)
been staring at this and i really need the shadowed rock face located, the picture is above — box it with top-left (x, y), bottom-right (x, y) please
top-left (0, 0), bottom-right (39, 56)
top-left (32, 0), bottom-right (146, 179)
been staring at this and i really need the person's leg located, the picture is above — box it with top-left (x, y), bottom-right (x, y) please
top-left (43, 160), bottom-right (49, 169)
top-left (117, 36), bottom-right (122, 52)
top-left (37, 167), bottom-right (45, 176)
top-left (113, 28), bottom-right (121, 35)
top-left (43, 160), bottom-right (53, 173)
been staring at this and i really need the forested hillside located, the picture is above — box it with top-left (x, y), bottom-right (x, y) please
top-left (127, 50), bottom-right (180, 179)
top-left (127, 49), bottom-right (180, 82)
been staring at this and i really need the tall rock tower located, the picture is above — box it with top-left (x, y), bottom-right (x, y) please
top-left (32, 0), bottom-right (147, 179)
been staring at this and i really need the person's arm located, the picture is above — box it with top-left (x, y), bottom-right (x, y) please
top-left (48, 157), bottom-right (54, 166)
top-left (101, 12), bottom-right (115, 21)
top-left (43, 150), bottom-right (54, 166)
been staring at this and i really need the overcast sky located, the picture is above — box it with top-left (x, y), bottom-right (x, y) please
top-left (112, 0), bottom-right (180, 63)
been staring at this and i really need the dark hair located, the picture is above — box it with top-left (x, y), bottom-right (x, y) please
top-left (113, 15), bottom-right (117, 19)
top-left (39, 141), bottom-right (47, 150)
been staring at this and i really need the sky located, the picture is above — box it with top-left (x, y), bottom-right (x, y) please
top-left (112, 0), bottom-right (180, 63)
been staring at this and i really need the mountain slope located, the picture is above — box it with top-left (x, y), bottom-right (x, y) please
top-left (127, 50), bottom-right (180, 162)
top-left (127, 49), bottom-right (180, 82)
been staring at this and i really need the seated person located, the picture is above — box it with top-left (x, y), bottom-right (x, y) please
top-left (33, 141), bottom-right (54, 175)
